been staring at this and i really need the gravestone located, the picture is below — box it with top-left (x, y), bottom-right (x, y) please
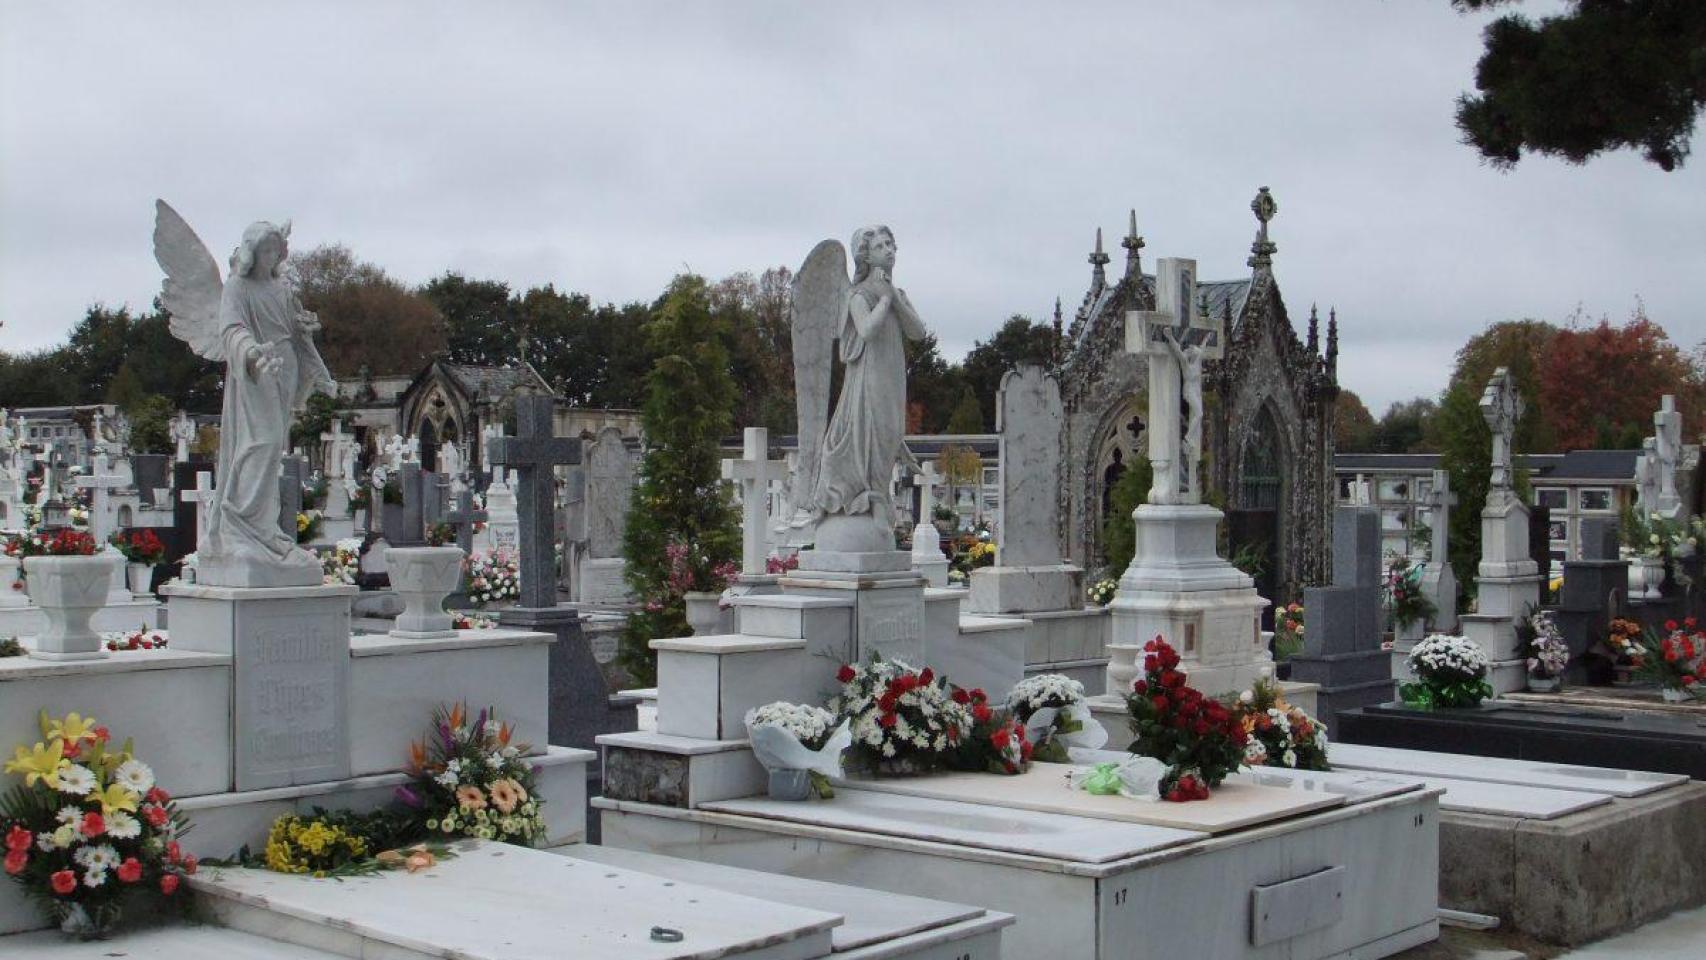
top-left (557, 464), bottom-right (586, 600)
top-left (176, 467), bottom-right (214, 563)
top-left (490, 396), bottom-right (635, 753)
top-left (1417, 469), bottom-right (1458, 633)
top-left (970, 365), bottom-right (1083, 613)
top-left (131, 454), bottom-right (170, 508)
top-left (722, 427), bottom-right (789, 577)
top-left (76, 452), bottom-right (132, 604)
top-left (386, 462), bottom-right (426, 547)
top-left (322, 419), bottom-right (352, 517)
top-left (278, 455), bottom-right (305, 541)
top-left (909, 461), bottom-right (950, 586)
top-left (579, 426), bottom-right (636, 606)
top-left (1291, 506), bottom-right (1392, 736)
top-left (1653, 394), bottom-right (1684, 519)
top-left (1556, 517), bottom-right (1627, 685)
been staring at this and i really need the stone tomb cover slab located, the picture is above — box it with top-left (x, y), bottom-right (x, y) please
top-left (1328, 742), bottom-right (1687, 798)
top-left (833, 763), bottom-right (1343, 835)
top-left (700, 787), bottom-right (1204, 864)
top-left (193, 840), bottom-right (840, 960)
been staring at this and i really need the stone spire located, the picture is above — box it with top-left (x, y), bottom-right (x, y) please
top-left (1247, 186), bottom-right (1278, 272)
top-left (1051, 297), bottom-right (1064, 367)
top-left (1306, 304), bottom-right (1320, 355)
top-left (1120, 209), bottom-right (1145, 283)
top-left (1325, 307), bottom-right (1339, 378)
top-left (1089, 227), bottom-right (1110, 293)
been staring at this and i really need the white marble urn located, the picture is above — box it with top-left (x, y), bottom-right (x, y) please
top-left (386, 545), bottom-right (464, 639)
top-left (23, 554), bottom-right (112, 660)
top-left (683, 591), bottom-right (723, 636)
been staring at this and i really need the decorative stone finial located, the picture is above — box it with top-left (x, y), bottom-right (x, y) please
top-left (1325, 307), bottom-right (1339, 377)
top-left (1306, 304), bottom-right (1320, 354)
top-left (1121, 209), bottom-right (1145, 280)
top-left (1089, 226), bottom-right (1110, 291)
top-left (1247, 186), bottom-right (1278, 271)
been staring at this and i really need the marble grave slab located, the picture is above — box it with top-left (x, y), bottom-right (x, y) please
top-left (1329, 742), bottom-right (1688, 798)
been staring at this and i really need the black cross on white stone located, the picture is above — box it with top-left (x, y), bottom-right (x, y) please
top-left (486, 395), bottom-right (580, 609)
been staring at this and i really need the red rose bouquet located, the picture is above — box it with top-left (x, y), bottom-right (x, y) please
top-left (830, 655), bottom-right (971, 776)
top-left (1124, 636), bottom-right (1248, 801)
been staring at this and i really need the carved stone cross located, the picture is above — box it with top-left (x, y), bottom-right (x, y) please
top-left (1654, 394), bottom-right (1683, 514)
top-left (76, 458), bottom-right (127, 543)
top-left (1423, 469), bottom-right (1455, 563)
top-left (1124, 256), bottom-right (1221, 505)
top-left (487, 395), bottom-right (580, 609)
top-left (180, 470), bottom-right (216, 543)
top-left (1479, 367), bottom-right (1522, 493)
top-left (722, 427), bottom-right (789, 575)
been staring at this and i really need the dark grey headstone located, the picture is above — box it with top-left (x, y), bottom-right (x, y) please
top-left (278, 456), bottom-right (305, 539)
top-left (1580, 518), bottom-right (1621, 562)
top-left (131, 454), bottom-right (169, 506)
top-left (496, 605), bottom-right (637, 752)
top-left (487, 395), bottom-right (580, 609)
top-left (1332, 506), bottom-right (1381, 589)
top-left (1303, 585), bottom-right (1362, 656)
top-left (394, 463), bottom-right (425, 546)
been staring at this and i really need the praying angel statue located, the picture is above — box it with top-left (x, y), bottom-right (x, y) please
top-left (789, 225), bottom-right (927, 553)
top-left (153, 200), bottom-right (336, 587)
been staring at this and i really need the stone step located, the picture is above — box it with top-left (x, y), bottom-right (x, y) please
top-left (193, 839), bottom-right (842, 960)
top-left (599, 729), bottom-right (766, 808)
top-left (0, 923), bottom-right (348, 959)
top-left (731, 593), bottom-right (852, 644)
top-left (651, 633), bottom-right (836, 740)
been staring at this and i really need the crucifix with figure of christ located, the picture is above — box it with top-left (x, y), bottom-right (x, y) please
top-left (1124, 257), bottom-right (1222, 505)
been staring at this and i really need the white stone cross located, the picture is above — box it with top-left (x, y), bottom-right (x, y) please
top-left (75, 454), bottom-right (128, 543)
top-left (1479, 367), bottom-right (1522, 494)
top-left (1125, 256), bottom-right (1221, 505)
top-left (1654, 394), bottom-right (1683, 516)
top-left (180, 470), bottom-right (216, 539)
top-left (721, 427), bottom-right (789, 575)
top-left (1423, 469), bottom-right (1455, 563)
top-left (170, 410), bottom-right (196, 463)
top-left (321, 418), bottom-right (347, 468)
top-left (910, 460), bottom-right (948, 566)
top-left (383, 434), bottom-right (406, 472)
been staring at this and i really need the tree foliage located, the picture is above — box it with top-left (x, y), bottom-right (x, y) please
top-left (617, 275), bottom-right (741, 685)
top-left (1371, 398), bottom-right (1441, 454)
top-left (960, 316), bottom-right (1058, 430)
top-left (1539, 308), bottom-right (1704, 449)
top-left (1453, 0), bottom-right (1706, 171)
top-left (288, 244), bottom-right (448, 378)
top-left (1334, 390), bottom-right (1378, 452)
top-left (1099, 455), bottom-right (1154, 577)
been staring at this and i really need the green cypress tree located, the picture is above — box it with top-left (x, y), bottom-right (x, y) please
top-left (616, 275), bottom-right (741, 684)
top-left (1099, 457), bottom-right (1154, 577)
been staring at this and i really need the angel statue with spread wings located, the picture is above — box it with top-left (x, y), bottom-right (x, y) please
top-left (153, 200), bottom-right (336, 587)
top-left (789, 226), bottom-right (928, 554)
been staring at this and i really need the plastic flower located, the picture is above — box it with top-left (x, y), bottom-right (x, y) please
top-left (74, 843), bottom-right (118, 873)
top-left (488, 778), bottom-right (523, 814)
top-left (50, 869), bottom-right (76, 895)
top-left (113, 758), bottom-right (156, 794)
top-left (6, 741), bottom-right (69, 789)
top-left (104, 810), bottom-right (141, 840)
top-left (90, 781), bottom-right (140, 817)
top-left (46, 712), bottom-right (101, 744)
top-left (455, 785), bottom-right (487, 812)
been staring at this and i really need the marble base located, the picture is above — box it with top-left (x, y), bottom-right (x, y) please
top-left (967, 563), bottom-right (1083, 614)
top-left (795, 548), bottom-right (913, 574)
top-left (781, 570), bottom-right (928, 668)
top-left (599, 730), bottom-right (766, 809)
top-left (578, 556), bottom-right (631, 605)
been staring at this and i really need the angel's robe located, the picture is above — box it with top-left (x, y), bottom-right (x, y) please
top-left (203, 273), bottom-right (332, 572)
top-left (812, 282), bottom-right (924, 530)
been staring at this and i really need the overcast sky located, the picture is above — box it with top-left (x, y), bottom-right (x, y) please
top-left (2, 1), bottom-right (1700, 413)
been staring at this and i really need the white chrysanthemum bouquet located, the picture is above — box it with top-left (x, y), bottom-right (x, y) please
top-left (744, 702), bottom-right (851, 799)
top-left (1005, 674), bottom-right (1106, 762)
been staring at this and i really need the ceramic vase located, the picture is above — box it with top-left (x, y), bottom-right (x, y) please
top-left (1525, 671), bottom-right (1562, 694)
top-left (126, 562), bottom-right (154, 595)
top-left (767, 768), bottom-right (812, 801)
top-left (386, 545), bottom-right (464, 638)
top-left (23, 555), bottom-right (111, 660)
top-left (683, 591), bottom-right (723, 636)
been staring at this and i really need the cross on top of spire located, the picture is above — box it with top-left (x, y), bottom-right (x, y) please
top-left (1248, 186), bottom-right (1278, 270)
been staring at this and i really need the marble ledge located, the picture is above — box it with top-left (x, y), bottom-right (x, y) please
top-left (349, 628), bottom-right (554, 658)
top-left (176, 745), bottom-right (595, 810)
top-left (923, 587), bottom-right (969, 601)
top-left (161, 582), bottom-right (359, 601)
top-left (957, 615), bottom-right (1032, 634)
top-left (650, 633), bottom-right (807, 654)
top-left (597, 729), bottom-right (752, 756)
top-left (0, 647), bottom-right (228, 680)
top-left (728, 593), bottom-right (853, 610)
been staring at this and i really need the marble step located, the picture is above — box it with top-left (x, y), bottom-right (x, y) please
top-left (192, 839), bottom-right (840, 960)
top-left (0, 925), bottom-right (346, 959)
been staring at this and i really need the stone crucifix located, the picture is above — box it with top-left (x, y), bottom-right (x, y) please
top-left (910, 460), bottom-right (949, 564)
top-left (722, 427), bottom-right (790, 576)
top-left (1654, 394), bottom-right (1683, 517)
top-left (486, 395), bottom-right (580, 609)
top-left (1124, 256), bottom-right (1221, 505)
top-left (1479, 367), bottom-right (1522, 495)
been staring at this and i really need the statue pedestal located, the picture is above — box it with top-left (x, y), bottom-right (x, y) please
top-left (784, 551), bottom-right (927, 668)
top-left (1103, 504), bottom-right (1270, 699)
top-left (968, 564), bottom-right (1084, 614)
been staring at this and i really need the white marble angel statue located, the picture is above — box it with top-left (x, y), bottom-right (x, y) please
top-left (153, 200), bottom-right (335, 586)
top-left (789, 225), bottom-right (927, 554)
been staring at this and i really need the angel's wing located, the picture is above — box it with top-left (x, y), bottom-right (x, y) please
top-left (790, 239), bottom-right (850, 511)
top-left (152, 200), bottom-right (226, 362)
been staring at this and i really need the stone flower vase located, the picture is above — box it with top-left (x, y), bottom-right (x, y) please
top-left (386, 545), bottom-right (465, 639)
top-left (768, 768), bottom-right (813, 801)
top-left (23, 554), bottom-right (112, 660)
top-left (683, 591), bottom-right (723, 636)
top-left (1638, 557), bottom-right (1665, 601)
top-left (126, 562), bottom-right (154, 595)
top-left (1526, 670), bottom-right (1562, 694)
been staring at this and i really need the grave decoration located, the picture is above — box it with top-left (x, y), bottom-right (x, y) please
top-left (1006, 674), bottom-right (1106, 763)
top-left (317, 538), bottom-right (361, 586)
top-left (1398, 634), bottom-right (1493, 709)
top-left (249, 808), bottom-right (450, 879)
top-left (0, 637), bottom-right (22, 657)
top-left (102, 628), bottom-right (167, 652)
top-left (1273, 601), bottom-right (1305, 659)
top-left (404, 702), bottom-right (545, 845)
top-left (1123, 637), bottom-right (1247, 801)
top-left (1383, 557), bottom-right (1435, 637)
top-left (109, 530), bottom-right (164, 593)
top-left (1605, 617), bottom-right (1644, 680)
top-left (1, 711), bottom-right (194, 938)
top-left (1086, 577), bottom-right (1117, 606)
top-left (294, 509), bottom-right (322, 545)
top-left (450, 611), bottom-right (498, 630)
top-left (743, 702), bottom-right (851, 800)
top-left (948, 689), bottom-right (1032, 776)
top-left (1235, 675), bottom-right (1330, 771)
top-left (830, 655), bottom-right (972, 776)
top-left (464, 549), bottom-right (519, 607)
top-left (1621, 509), bottom-right (1702, 592)
top-left (1522, 609), bottom-right (1569, 692)
top-left (1629, 618), bottom-right (1705, 702)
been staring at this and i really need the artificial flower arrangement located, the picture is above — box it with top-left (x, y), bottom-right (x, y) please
top-left (744, 701), bottom-right (851, 799)
top-left (1005, 674), bottom-right (1107, 763)
top-left (1399, 634), bottom-right (1493, 709)
top-left (1124, 637), bottom-right (1248, 801)
top-left (426, 522), bottom-right (456, 547)
top-left (450, 612), bottom-right (498, 630)
top-left (318, 538), bottom-right (362, 586)
top-left (102, 628), bottom-right (167, 653)
top-left (1085, 577), bottom-right (1118, 607)
top-left (947, 685), bottom-right (1032, 775)
top-left (5, 529), bottom-right (98, 559)
top-left (1236, 675), bottom-right (1329, 771)
top-left (465, 550), bottom-right (521, 607)
top-left (948, 533), bottom-right (996, 581)
top-left (1621, 508), bottom-right (1700, 587)
top-left (1, 711), bottom-right (194, 938)
top-left (1523, 609), bottom-right (1569, 681)
top-left (255, 806), bottom-right (446, 878)
top-left (643, 540), bottom-right (739, 614)
top-left (108, 530), bottom-right (165, 567)
top-left (765, 552), bottom-right (800, 575)
top-left (1628, 618), bottom-right (1705, 701)
top-left (0, 638), bottom-right (23, 658)
top-left (294, 510), bottom-right (323, 546)
top-left (830, 655), bottom-right (972, 776)
top-left (1272, 602), bottom-right (1305, 660)
top-left (1383, 557), bottom-right (1436, 633)
top-left (402, 703), bottom-right (545, 845)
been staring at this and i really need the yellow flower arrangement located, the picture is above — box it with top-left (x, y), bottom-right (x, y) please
top-left (46, 712), bottom-right (101, 744)
top-left (4, 739), bottom-right (67, 789)
top-left (263, 815), bottom-right (368, 876)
